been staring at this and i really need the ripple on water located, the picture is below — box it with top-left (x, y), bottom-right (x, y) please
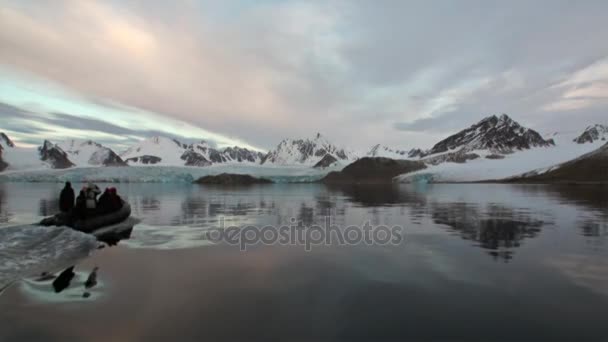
top-left (20, 268), bottom-right (105, 303)
top-left (0, 224), bottom-right (98, 290)
top-left (122, 222), bottom-right (215, 250)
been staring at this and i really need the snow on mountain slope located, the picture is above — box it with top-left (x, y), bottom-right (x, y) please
top-left (38, 140), bottom-right (74, 169)
top-left (427, 114), bottom-right (554, 156)
top-left (120, 136), bottom-right (186, 166)
top-left (367, 144), bottom-right (410, 159)
top-left (573, 124), bottom-right (608, 144)
top-left (187, 141), bottom-right (263, 164)
top-left (262, 133), bottom-right (357, 166)
top-left (1, 133), bottom-right (72, 170)
top-left (57, 140), bottom-right (126, 166)
top-left (508, 141), bottom-right (608, 182)
top-left (221, 146), bottom-right (265, 163)
top-left (120, 136), bottom-right (265, 167)
top-left (396, 131), bottom-right (604, 183)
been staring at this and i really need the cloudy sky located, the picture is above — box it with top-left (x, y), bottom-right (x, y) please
top-left (1, 0), bottom-right (608, 151)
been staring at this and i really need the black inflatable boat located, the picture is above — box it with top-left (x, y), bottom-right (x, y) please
top-left (40, 201), bottom-right (132, 233)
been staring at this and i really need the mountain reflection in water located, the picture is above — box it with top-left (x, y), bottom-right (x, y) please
top-left (0, 182), bottom-right (607, 341)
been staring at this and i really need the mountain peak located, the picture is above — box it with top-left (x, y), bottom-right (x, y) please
top-left (428, 114), bottom-right (553, 155)
top-left (0, 132), bottom-right (15, 148)
top-left (498, 113), bottom-right (512, 121)
top-left (573, 124), bottom-right (608, 144)
top-left (262, 134), bottom-right (355, 165)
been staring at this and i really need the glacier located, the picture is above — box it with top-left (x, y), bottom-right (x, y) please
top-left (0, 164), bottom-right (338, 183)
top-left (397, 132), bottom-right (606, 183)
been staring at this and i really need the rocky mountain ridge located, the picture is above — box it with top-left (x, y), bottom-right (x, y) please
top-left (0, 115), bottom-right (605, 172)
top-left (261, 133), bottom-right (356, 166)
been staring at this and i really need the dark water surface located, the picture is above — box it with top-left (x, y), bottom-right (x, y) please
top-left (1, 182), bottom-right (607, 341)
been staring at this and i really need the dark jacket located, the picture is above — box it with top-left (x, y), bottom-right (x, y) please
top-left (75, 191), bottom-right (87, 219)
top-left (111, 194), bottom-right (123, 211)
top-left (59, 185), bottom-right (75, 212)
top-left (97, 190), bottom-right (111, 214)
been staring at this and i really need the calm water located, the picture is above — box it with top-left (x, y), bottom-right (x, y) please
top-left (1, 182), bottom-right (607, 341)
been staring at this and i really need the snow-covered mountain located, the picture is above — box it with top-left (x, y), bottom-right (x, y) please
top-left (57, 139), bottom-right (126, 167)
top-left (187, 141), bottom-right (264, 165)
top-left (427, 114), bottom-right (554, 156)
top-left (367, 144), bottom-right (410, 159)
top-left (120, 136), bottom-right (185, 165)
top-left (0, 133), bottom-right (13, 171)
top-left (1, 133), bottom-right (74, 170)
top-left (509, 141), bottom-right (608, 182)
top-left (120, 136), bottom-right (264, 167)
top-left (261, 133), bottom-right (357, 166)
top-left (38, 140), bottom-right (74, 169)
top-left (573, 124), bottom-right (608, 144)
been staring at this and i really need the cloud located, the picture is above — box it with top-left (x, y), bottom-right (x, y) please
top-left (0, 102), bottom-right (220, 150)
top-left (1, 0), bottom-right (608, 150)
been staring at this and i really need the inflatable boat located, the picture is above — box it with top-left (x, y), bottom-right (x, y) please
top-left (40, 201), bottom-right (132, 233)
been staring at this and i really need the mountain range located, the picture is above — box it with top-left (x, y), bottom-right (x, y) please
top-left (1, 115), bottom-right (606, 177)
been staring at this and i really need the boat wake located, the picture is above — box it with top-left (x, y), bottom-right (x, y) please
top-left (0, 224), bottom-right (99, 291)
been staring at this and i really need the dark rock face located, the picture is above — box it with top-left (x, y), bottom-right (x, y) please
top-left (322, 157), bottom-right (427, 184)
top-left (189, 144), bottom-right (227, 163)
top-left (97, 149), bottom-right (127, 166)
top-left (222, 147), bottom-right (264, 163)
top-left (181, 150), bottom-right (212, 167)
top-left (261, 133), bottom-right (352, 165)
top-left (573, 124), bottom-right (608, 144)
top-left (429, 114), bottom-right (554, 155)
top-left (208, 149), bottom-right (226, 163)
top-left (125, 155), bottom-right (162, 165)
top-left (0, 133), bottom-right (15, 148)
top-left (424, 151), bottom-right (480, 165)
top-left (485, 154), bottom-right (505, 160)
top-left (83, 141), bottom-right (127, 166)
top-left (508, 142), bottom-right (608, 183)
top-left (173, 139), bottom-right (188, 149)
top-left (408, 148), bottom-right (425, 158)
top-left (335, 150), bottom-right (348, 160)
top-left (313, 154), bottom-right (338, 168)
top-left (38, 140), bottom-right (74, 169)
top-left (195, 173), bottom-right (273, 185)
top-left (367, 144), bottom-right (409, 158)
top-left (0, 132), bottom-right (12, 171)
top-left (61, 140), bottom-right (126, 166)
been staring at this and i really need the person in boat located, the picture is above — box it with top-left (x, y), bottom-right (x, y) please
top-left (85, 183), bottom-right (101, 216)
top-left (59, 182), bottom-right (75, 213)
top-left (109, 187), bottom-right (123, 211)
top-left (97, 188), bottom-right (112, 215)
top-left (75, 188), bottom-right (87, 219)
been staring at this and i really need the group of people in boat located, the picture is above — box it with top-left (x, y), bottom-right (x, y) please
top-left (59, 182), bottom-right (123, 219)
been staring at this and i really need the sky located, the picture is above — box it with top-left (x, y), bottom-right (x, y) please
top-left (1, 0), bottom-right (608, 152)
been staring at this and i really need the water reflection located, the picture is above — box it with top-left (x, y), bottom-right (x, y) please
top-left (38, 198), bottom-right (60, 217)
top-left (117, 183), bottom-right (606, 260)
top-left (325, 184), bottom-right (426, 207)
top-left (0, 183), bottom-right (9, 224)
top-left (430, 203), bottom-right (545, 261)
top-left (1, 182), bottom-right (608, 340)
